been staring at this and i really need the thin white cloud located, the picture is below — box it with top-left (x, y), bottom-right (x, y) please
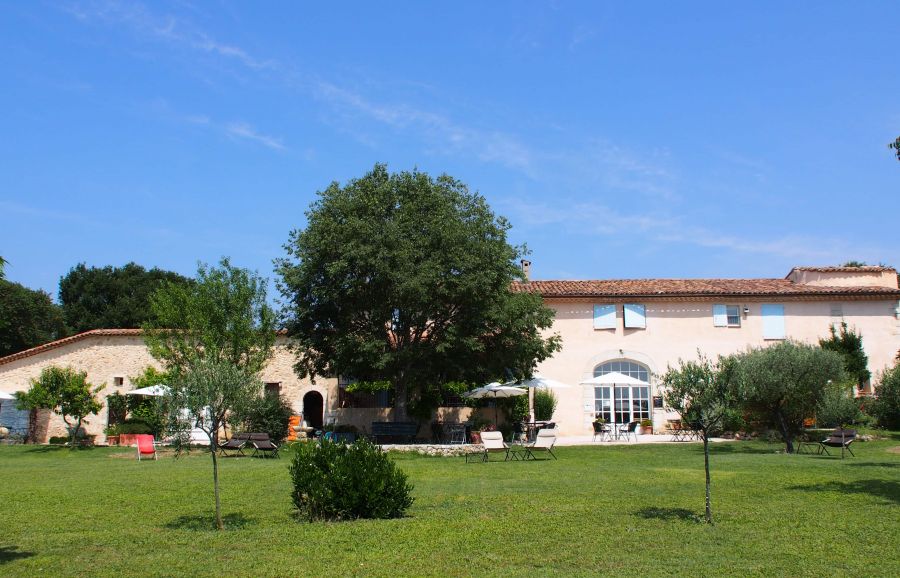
top-left (224, 122), bottom-right (285, 151)
top-left (498, 197), bottom-right (876, 263)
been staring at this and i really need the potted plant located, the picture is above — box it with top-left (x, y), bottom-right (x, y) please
top-left (640, 419), bottom-right (653, 435)
top-left (104, 425), bottom-right (121, 446)
top-left (469, 416), bottom-right (493, 444)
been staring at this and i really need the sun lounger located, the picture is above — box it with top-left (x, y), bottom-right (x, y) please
top-left (218, 432), bottom-right (251, 456)
top-left (466, 430), bottom-right (514, 462)
top-left (523, 428), bottom-right (557, 460)
top-left (248, 433), bottom-right (279, 458)
top-left (819, 428), bottom-right (857, 458)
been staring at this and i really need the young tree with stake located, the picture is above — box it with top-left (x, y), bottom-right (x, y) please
top-left (662, 354), bottom-right (736, 524)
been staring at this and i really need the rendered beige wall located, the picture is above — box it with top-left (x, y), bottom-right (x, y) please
top-left (535, 298), bottom-right (900, 436)
top-left (0, 335), bottom-right (338, 443)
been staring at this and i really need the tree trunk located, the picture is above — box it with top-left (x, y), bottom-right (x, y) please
top-left (776, 409), bottom-right (794, 453)
top-left (394, 380), bottom-right (409, 422)
top-left (209, 428), bottom-right (223, 531)
top-left (703, 433), bottom-right (713, 524)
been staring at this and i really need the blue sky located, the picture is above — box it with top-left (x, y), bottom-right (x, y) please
top-left (2, 1), bottom-right (898, 299)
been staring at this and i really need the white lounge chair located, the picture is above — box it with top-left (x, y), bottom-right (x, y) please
top-left (466, 430), bottom-right (514, 462)
top-left (523, 429), bottom-right (557, 460)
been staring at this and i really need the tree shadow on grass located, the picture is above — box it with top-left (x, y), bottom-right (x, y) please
top-left (0, 545), bottom-right (36, 564)
top-left (163, 513), bottom-right (256, 531)
top-left (25, 445), bottom-right (95, 453)
top-left (789, 479), bottom-right (899, 505)
top-left (634, 507), bottom-right (702, 523)
top-left (845, 462), bottom-right (899, 469)
top-left (706, 443), bottom-right (780, 455)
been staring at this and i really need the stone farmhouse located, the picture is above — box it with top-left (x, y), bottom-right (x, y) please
top-left (0, 265), bottom-right (898, 441)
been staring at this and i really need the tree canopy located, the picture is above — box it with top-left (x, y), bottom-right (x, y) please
top-left (59, 262), bottom-right (191, 333)
top-left (0, 279), bottom-right (68, 357)
top-left (143, 258), bottom-right (276, 376)
top-left (276, 164), bottom-right (560, 419)
top-left (732, 341), bottom-right (845, 453)
top-left (818, 321), bottom-right (870, 388)
top-left (16, 366), bottom-right (103, 445)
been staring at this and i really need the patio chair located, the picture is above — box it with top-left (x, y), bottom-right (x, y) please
top-left (248, 433), bottom-right (279, 458)
top-left (218, 432), bottom-right (250, 457)
top-left (136, 434), bottom-right (157, 461)
top-left (447, 423), bottom-right (467, 445)
top-left (819, 428), bottom-right (857, 459)
top-left (592, 421), bottom-right (611, 442)
top-left (523, 428), bottom-right (557, 460)
top-left (617, 421), bottom-right (639, 442)
top-left (466, 430), bottom-right (513, 463)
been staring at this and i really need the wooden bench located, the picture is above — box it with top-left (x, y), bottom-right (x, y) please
top-left (371, 422), bottom-right (419, 444)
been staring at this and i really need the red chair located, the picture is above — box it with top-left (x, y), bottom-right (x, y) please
top-left (136, 434), bottom-right (157, 461)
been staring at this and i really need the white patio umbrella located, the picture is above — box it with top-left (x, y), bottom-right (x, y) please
top-left (463, 383), bottom-right (527, 424)
top-left (125, 384), bottom-right (171, 397)
top-left (504, 374), bottom-right (573, 421)
top-left (0, 391), bottom-right (15, 400)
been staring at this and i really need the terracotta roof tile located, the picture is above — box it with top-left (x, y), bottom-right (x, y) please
top-left (511, 278), bottom-right (900, 299)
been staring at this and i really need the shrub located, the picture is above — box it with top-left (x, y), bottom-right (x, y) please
top-left (871, 364), bottom-right (900, 430)
top-left (289, 438), bottom-right (414, 521)
top-left (816, 382), bottom-right (863, 427)
top-left (533, 389), bottom-right (557, 421)
top-left (117, 419), bottom-right (153, 434)
top-left (231, 394), bottom-right (294, 444)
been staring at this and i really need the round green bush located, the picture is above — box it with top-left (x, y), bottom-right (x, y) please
top-left (289, 438), bottom-right (413, 521)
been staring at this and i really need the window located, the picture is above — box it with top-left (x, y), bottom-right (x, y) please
top-left (113, 377), bottom-right (124, 387)
top-left (713, 304), bottom-right (741, 327)
top-left (592, 360), bottom-right (651, 425)
top-left (594, 361), bottom-right (649, 382)
top-left (593, 304), bottom-right (616, 329)
top-left (264, 382), bottom-right (281, 397)
top-left (623, 304), bottom-right (646, 329)
top-left (337, 376), bottom-right (393, 408)
top-left (761, 304), bottom-right (785, 339)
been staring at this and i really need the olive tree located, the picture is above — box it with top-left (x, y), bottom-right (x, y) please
top-left (16, 366), bottom-right (103, 445)
top-left (170, 359), bottom-right (262, 530)
top-left (732, 341), bottom-right (845, 453)
top-left (661, 354), bottom-right (736, 524)
top-left (144, 258), bottom-right (275, 531)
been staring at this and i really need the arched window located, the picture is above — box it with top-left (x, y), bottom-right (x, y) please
top-left (593, 360), bottom-right (649, 383)
top-left (592, 360), bottom-right (650, 425)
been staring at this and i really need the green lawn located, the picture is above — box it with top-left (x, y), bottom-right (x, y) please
top-left (1, 437), bottom-right (898, 577)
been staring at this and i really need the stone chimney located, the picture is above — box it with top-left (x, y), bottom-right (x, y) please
top-left (520, 259), bottom-right (532, 281)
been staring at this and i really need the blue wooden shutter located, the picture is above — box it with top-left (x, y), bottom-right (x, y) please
top-left (624, 304), bottom-right (646, 328)
top-left (712, 304), bottom-right (727, 327)
top-left (762, 304), bottom-right (785, 339)
top-left (593, 304), bottom-right (616, 329)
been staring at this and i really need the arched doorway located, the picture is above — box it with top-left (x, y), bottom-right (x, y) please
top-left (302, 391), bottom-right (324, 430)
top-left (592, 360), bottom-right (651, 426)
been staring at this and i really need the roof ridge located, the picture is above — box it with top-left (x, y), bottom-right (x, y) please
top-left (0, 329), bottom-right (144, 367)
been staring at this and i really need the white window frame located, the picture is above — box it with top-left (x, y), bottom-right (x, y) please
top-left (714, 304), bottom-right (741, 327)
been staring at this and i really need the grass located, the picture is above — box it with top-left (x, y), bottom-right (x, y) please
top-left (1, 437), bottom-right (898, 577)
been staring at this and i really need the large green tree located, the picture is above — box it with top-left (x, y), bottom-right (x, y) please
top-left (276, 164), bottom-right (560, 420)
top-left (59, 262), bottom-right (191, 333)
top-left (143, 258), bottom-right (275, 376)
top-left (15, 366), bottom-right (103, 446)
top-left (0, 280), bottom-right (68, 357)
top-left (732, 341), bottom-right (845, 453)
top-left (662, 354), bottom-right (737, 524)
